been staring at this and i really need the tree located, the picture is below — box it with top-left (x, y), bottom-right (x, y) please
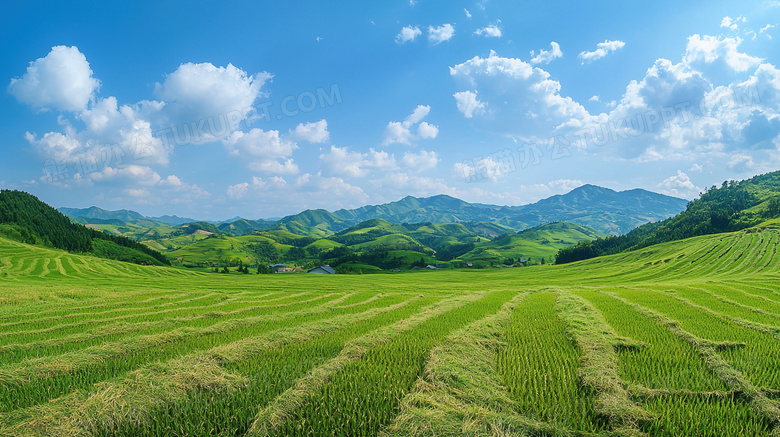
top-left (222, 266), bottom-right (230, 274)
top-left (257, 264), bottom-right (272, 274)
top-left (769, 197), bottom-right (780, 216)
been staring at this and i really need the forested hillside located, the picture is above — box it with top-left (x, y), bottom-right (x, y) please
top-left (556, 171), bottom-right (780, 264)
top-left (0, 190), bottom-right (170, 266)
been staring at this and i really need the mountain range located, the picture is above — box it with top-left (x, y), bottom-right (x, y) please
top-left (59, 184), bottom-right (688, 237)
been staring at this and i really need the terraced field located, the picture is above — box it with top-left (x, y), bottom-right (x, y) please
top-left (1, 222), bottom-right (780, 436)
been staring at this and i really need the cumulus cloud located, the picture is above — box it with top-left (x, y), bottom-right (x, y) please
top-left (728, 153), bottom-right (755, 171)
top-left (657, 170), bottom-right (701, 198)
top-left (450, 50), bottom-right (591, 137)
top-left (530, 42), bottom-right (563, 65)
top-left (369, 172), bottom-right (456, 198)
top-left (417, 122), bottom-right (439, 139)
top-left (226, 182), bottom-right (249, 200)
top-left (578, 40), bottom-right (626, 63)
top-left (383, 105), bottom-right (439, 145)
top-left (85, 165), bottom-right (208, 204)
top-left (464, 8), bottom-right (472, 18)
top-left (223, 128), bottom-right (299, 174)
top-left (402, 150), bottom-right (439, 172)
top-left (474, 24), bottom-right (501, 38)
top-left (154, 62), bottom-right (270, 128)
top-left (319, 146), bottom-right (397, 178)
top-left (290, 119), bottom-right (329, 143)
top-left (683, 34), bottom-right (762, 73)
top-left (720, 16), bottom-right (745, 31)
top-left (396, 26), bottom-right (422, 43)
top-left (8, 46), bottom-right (100, 112)
top-left (226, 173), bottom-right (369, 214)
top-left (453, 90), bottom-right (486, 118)
top-left (453, 155), bottom-right (514, 182)
top-left (428, 24), bottom-right (455, 45)
top-left (547, 179), bottom-right (584, 191)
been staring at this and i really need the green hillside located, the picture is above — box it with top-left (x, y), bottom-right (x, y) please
top-left (0, 190), bottom-right (169, 266)
top-left (557, 170), bottom-right (780, 264)
top-left (463, 222), bottom-right (606, 265)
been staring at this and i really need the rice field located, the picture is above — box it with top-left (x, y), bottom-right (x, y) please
top-left (1, 223), bottom-right (780, 436)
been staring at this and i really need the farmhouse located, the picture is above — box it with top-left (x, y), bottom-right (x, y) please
top-left (269, 264), bottom-right (291, 273)
top-left (308, 265), bottom-right (335, 274)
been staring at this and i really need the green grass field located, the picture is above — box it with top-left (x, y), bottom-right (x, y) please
top-left (1, 220), bottom-right (780, 436)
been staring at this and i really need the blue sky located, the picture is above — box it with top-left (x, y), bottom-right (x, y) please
top-left (2, 0), bottom-right (779, 220)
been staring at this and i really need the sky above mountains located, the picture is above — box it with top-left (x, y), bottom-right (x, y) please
top-left (1, 0), bottom-right (779, 220)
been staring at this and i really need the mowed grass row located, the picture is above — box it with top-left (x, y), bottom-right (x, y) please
top-left (0, 292), bottom-right (406, 412)
top-left (0, 290), bottom-right (199, 323)
top-left (659, 285), bottom-right (780, 328)
top-left (572, 289), bottom-right (726, 391)
top-left (0, 291), bottom-right (330, 349)
top-left (703, 282), bottom-right (780, 312)
top-left (102, 294), bottom-right (458, 436)
top-left (641, 394), bottom-right (773, 437)
top-left (0, 292), bottom-right (356, 364)
top-left (0, 291), bottom-right (233, 332)
top-left (270, 289), bottom-right (517, 437)
top-left (609, 287), bottom-right (780, 389)
top-left (573, 289), bottom-right (772, 436)
top-left (0, 293), bottom-right (432, 436)
top-left (0, 250), bottom-right (189, 279)
top-left (498, 291), bottom-right (606, 433)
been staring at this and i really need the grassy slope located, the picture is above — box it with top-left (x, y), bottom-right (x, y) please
top-left (1, 221), bottom-right (779, 435)
top-left (463, 222), bottom-right (606, 263)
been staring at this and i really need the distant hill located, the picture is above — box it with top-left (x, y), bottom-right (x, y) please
top-left (164, 216), bottom-right (602, 272)
top-left (58, 185), bottom-right (685, 241)
top-left (556, 170), bottom-right (780, 264)
top-left (59, 206), bottom-right (198, 227)
top-left (58, 206), bottom-right (146, 223)
top-left (464, 222), bottom-right (606, 265)
top-left (1, 191), bottom-right (170, 266)
top-left (277, 186), bottom-right (686, 236)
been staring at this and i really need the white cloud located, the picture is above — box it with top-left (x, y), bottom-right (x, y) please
top-left (657, 171), bottom-right (701, 198)
top-left (85, 165), bottom-right (208, 203)
top-left (728, 153), bottom-right (755, 171)
top-left (428, 24), bottom-right (455, 45)
top-left (383, 105), bottom-right (439, 145)
top-left (464, 8), bottom-right (472, 18)
top-left (370, 172), bottom-right (456, 198)
top-left (760, 24), bottom-right (775, 40)
top-left (319, 145), bottom-right (397, 178)
top-left (530, 42), bottom-right (563, 65)
top-left (290, 119), bottom-right (329, 143)
top-left (450, 50), bottom-right (591, 137)
top-left (248, 159), bottom-right (299, 175)
top-left (474, 24), bottom-right (502, 38)
top-left (417, 122), bottom-right (439, 139)
top-left (223, 128), bottom-right (299, 174)
top-left (453, 156), bottom-right (513, 182)
top-left (578, 40), bottom-right (626, 63)
top-left (453, 90), bottom-right (486, 118)
top-left (8, 46), bottom-right (100, 112)
top-left (690, 163), bottom-right (703, 172)
top-left (684, 34), bottom-right (762, 73)
top-left (547, 179), bottom-right (584, 191)
top-left (154, 62), bottom-right (270, 128)
top-left (26, 98), bottom-right (171, 167)
top-left (227, 173), bottom-right (369, 214)
top-left (402, 150), bottom-right (439, 172)
top-left (396, 26), bottom-right (422, 43)
top-left (721, 16), bottom-right (740, 31)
